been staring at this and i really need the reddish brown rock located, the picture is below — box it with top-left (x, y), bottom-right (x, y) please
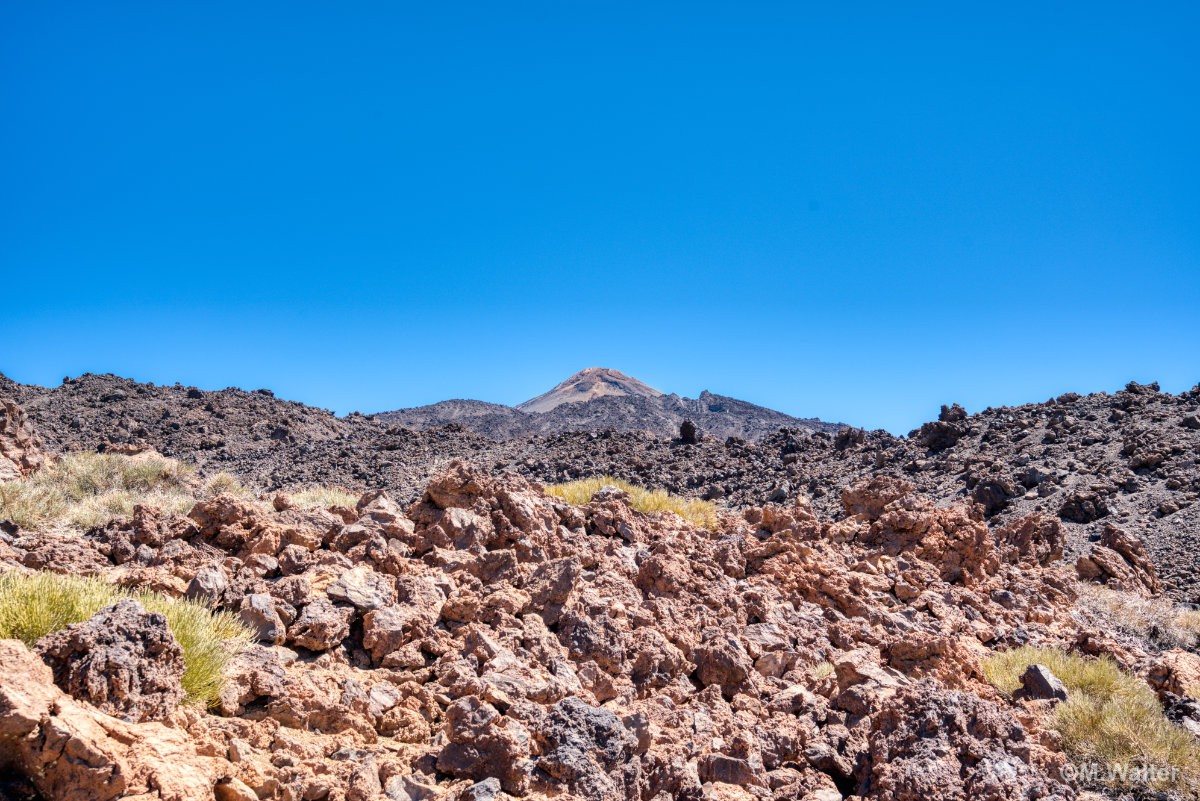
top-left (0, 640), bottom-right (217, 800)
top-left (1076, 523), bottom-right (1162, 596)
top-left (860, 681), bottom-right (1074, 800)
top-left (436, 696), bottom-right (534, 795)
top-left (0, 400), bottom-right (45, 481)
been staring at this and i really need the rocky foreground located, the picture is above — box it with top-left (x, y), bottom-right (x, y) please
top-left (2, 457), bottom-right (1198, 800)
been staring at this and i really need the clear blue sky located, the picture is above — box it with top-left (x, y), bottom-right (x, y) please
top-left (2, 2), bottom-right (1197, 433)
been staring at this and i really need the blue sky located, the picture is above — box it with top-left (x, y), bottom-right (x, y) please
top-left (2, 2), bottom-right (1197, 433)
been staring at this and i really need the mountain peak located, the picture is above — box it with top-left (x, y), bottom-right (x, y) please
top-left (516, 367), bottom-right (664, 413)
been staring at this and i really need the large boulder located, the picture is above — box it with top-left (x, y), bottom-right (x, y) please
top-left (436, 697), bottom-right (533, 795)
top-left (287, 597), bottom-right (354, 651)
top-left (35, 598), bottom-right (186, 723)
top-left (0, 640), bottom-right (217, 801)
top-left (534, 697), bottom-right (640, 801)
top-left (858, 681), bottom-right (1074, 800)
top-left (1075, 524), bottom-right (1162, 596)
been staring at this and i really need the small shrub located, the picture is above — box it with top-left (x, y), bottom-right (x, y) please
top-left (811, 660), bottom-right (835, 680)
top-left (65, 487), bottom-right (198, 529)
top-left (0, 452), bottom-right (200, 530)
top-left (0, 571), bottom-right (251, 707)
top-left (544, 475), bottom-right (718, 530)
top-left (54, 452), bottom-right (194, 499)
top-left (984, 646), bottom-right (1200, 795)
top-left (289, 486), bottom-right (360, 510)
top-left (202, 472), bottom-right (253, 499)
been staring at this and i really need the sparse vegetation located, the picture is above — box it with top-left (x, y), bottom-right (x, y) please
top-left (0, 571), bottom-right (251, 707)
top-left (0, 452), bottom-right (198, 529)
top-left (544, 475), bottom-right (718, 530)
top-left (1075, 582), bottom-right (1200, 650)
top-left (985, 646), bottom-right (1200, 795)
top-left (289, 486), bottom-right (360, 510)
top-left (0, 451), bottom-right (355, 530)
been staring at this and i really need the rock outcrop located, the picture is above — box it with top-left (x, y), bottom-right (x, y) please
top-left (0, 400), bottom-right (45, 481)
top-left (0, 640), bottom-right (218, 801)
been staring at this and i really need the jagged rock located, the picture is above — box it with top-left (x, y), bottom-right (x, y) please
top-left (534, 697), bottom-right (640, 800)
top-left (1058, 490), bottom-right (1109, 524)
top-left (841, 476), bottom-right (915, 519)
top-left (913, 405), bottom-right (969, 451)
top-left (35, 598), bottom-right (186, 723)
top-left (859, 681), bottom-right (1075, 800)
top-left (692, 627), bottom-right (755, 698)
top-left (328, 565), bottom-right (395, 611)
top-left (362, 577), bottom-right (444, 665)
top-left (355, 489), bottom-right (416, 538)
top-left (185, 561), bottom-right (228, 604)
top-left (994, 513), bottom-right (1063, 566)
top-left (20, 531), bottom-right (111, 575)
top-left (0, 640), bottom-right (219, 801)
top-left (1146, 650), bottom-right (1200, 699)
top-left (287, 597), bottom-right (354, 651)
top-left (1076, 524), bottom-right (1162, 596)
top-left (436, 697), bottom-right (533, 795)
top-left (238, 593), bottom-right (286, 645)
top-left (215, 644), bottom-right (289, 716)
top-left (459, 777), bottom-right (503, 801)
top-left (0, 400), bottom-right (45, 481)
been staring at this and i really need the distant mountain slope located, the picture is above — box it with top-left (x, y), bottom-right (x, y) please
top-left (377, 368), bottom-right (840, 440)
top-left (379, 399), bottom-right (526, 436)
top-left (516, 367), bottom-right (664, 413)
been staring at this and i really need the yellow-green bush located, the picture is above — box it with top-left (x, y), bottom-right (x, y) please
top-left (984, 646), bottom-right (1200, 795)
top-left (544, 475), bottom-right (718, 530)
top-left (0, 571), bottom-right (251, 707)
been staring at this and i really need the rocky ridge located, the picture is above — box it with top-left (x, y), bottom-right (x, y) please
top-left (4, 373), bottom-right (1199, 603)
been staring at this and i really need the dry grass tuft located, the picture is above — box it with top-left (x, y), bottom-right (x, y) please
top-left (0, 571), bottom-right (251, 707)
top-left (811, 661), bottom-right (835, 680)
top-left (289, 486), bottom-right (361, 510)
top-left (0, 452), bottom-right (198, 529)
top-left (1075, 582), bottom-right (1200, 650)
top-left (985, 646), bottom-right (1200, 795)
top-left (201, 471), bottom-right (254, 500)
top-left (544, 475), bottom-right (718, 530)
top-left (0, 452), bottom-right (358, 531)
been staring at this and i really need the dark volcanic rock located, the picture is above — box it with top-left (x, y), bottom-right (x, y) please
top-left (1012, 665), bottom-right (1069, 703)
top-left (860, 681), bottom-right (1074, 800)
top-left (35, 598), bottom-right (185, 723)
